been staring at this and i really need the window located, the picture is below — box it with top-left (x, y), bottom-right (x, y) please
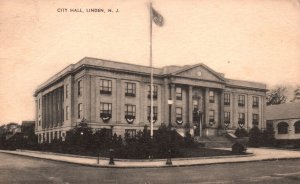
top-left (238, 113), bottom-right (245, 124)
top-left (78, 103), bottom-right (83, 119)
top-left (238, 95), bottom-right (245, 107)
top-left (176, 107), bottom-right (182, 120)
top-left (176, 87), bottom-right (182, 100)
top-left (224, 112), bottom-right (230, 123)
top-left (125, 129), bottom-right (136, 138)
top-left (148, 85), bottom-right (158, 99)
top-left (193, 100), bottom-right (198, 111)
top-left (294, 121), bottom-right (300, 134)
top-left (147, 106), bottom-right (158, 120)
top-left (65, 84), bottom-right (69, 99)
top-left (209, 91), bottom-right (215, 103)
top-left (252, 114), bottom-right (259, 125)
top-left (66, 106), bottom-right (69, 120)
top-left (209, 110), bottom-right (215, 122)
top-left (38, 99), bottom-right (40, 109)
top-left (100, 79), bottom-right (112, 94)
top-left (100, 103), bottom-right (112, 115)
top-left (224, 93), bottom-right (230, 105)
top-left (78, 80), bottom-right (83, 96)
top-left (125, 82), bottom-right (136, 97)
top-left (253, 96), bottom-right (259, 108)
top-left (38, 115), bottom-right (41, 126)
top-left (125, 104), bottom-right (136, 116)
top-left (277, 122), bottom-right (288, 134)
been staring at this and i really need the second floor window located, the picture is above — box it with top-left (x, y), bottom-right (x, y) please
top-left (209, 91), bottom-right (215, 103)
top-left (66, 106), bottom-right (69, 120)
top-left (224, 112), bottom-right (230, 122)
top-left (238, 95), bottom-right (245, 107)
top-left (100, 103), bottom-right (112, 115)
top-left (224, 93), bottom-right (230, 105)
top-left (78, 80), bottom-right (83, 96)
top-left (193, 100), bottom-right (198, 111)
top-left (238, 113), bottom-right (245, 123)
top-left (78, 103), bottom-right (83, 119)
top-left (65, 84), bottom-right (69, 99)
top-left (100, 79), bottom-right (112, 94)
top-left (125, 104), bottom-right (136, 116)
top-left (209, 110), bottom-right (215, 122)
top-left (148, 85), bottom-right (158, 99)
top-left (147, 106), bottom-right (158, 120)
top-left (176, 107), bottom-right (182, 120)
top-left (253, 96), bottom-right (259, 108)
top-left (125, 82), bottom-right (136, 97)
top-left (176, 87), bottom-right (182, 100)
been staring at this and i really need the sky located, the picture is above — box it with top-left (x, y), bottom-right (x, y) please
top-left (0, 0), bottom-right (300, 125)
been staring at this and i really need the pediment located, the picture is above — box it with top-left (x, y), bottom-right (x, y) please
top-left (172, 64), bottom-right (225, 82)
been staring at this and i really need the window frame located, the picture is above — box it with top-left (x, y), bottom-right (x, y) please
top-left (209, 110), bottom-right (215, 122)
top-left (148, 85), bottom-right (158, 99)
top-left (78, 80), bottom-right (83, 96)
top-left (294, 121), bottom-right (300, 134)
top-left (252, 113), bottom-right (259, 125)
top-left (176, 107), bottom-right (182, 120)
top-left (224, 112), bottom-right (230, 123)
top-left (238, 95), bottom-right (245, 107)
top-left (209, 91), bottom-right (215, 103)
top-left (277, 122), bottom-right (289, 134)
top-left (100, 79), bottom-right (112, 94)
top-left (125, 129), bottom-right (136, 138)
top-left (66, 106), bottom-right (69, 120)
top-left (65, 84), bottom-right (69, 99)
top-left (224, 93), bottom-right (230, 105)
top-left (238, 113), bottom-right (245, 124)
top-left (125, 82), bottom-right (136, 97)
top-left (147, 106), bottom-right (158, 120)
top-left (176, 87), bottom-right (182, 100)
top-left (78, 103), bottom-right (83, 119)
top-left (252, 96), bottom-right (259, 108)
top-left (100, 103), bottom-right (112, 115)
top-left (125, 104), bottom-right (136, 116)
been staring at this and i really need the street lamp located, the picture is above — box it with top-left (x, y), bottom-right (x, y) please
top-left (168, 100), bottom-right (173, 129)
top-left (197, 110), bottom-right (203, 137)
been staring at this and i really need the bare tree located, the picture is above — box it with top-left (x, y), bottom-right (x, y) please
top-left (266, 86), bottom-right (287, 106)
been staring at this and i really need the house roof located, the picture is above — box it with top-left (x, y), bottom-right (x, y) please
top-left (266, 102), bottom-right (300, 120)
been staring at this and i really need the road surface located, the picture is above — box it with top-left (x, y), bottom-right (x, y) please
top-left (0, 152), bottom-right (300, 184)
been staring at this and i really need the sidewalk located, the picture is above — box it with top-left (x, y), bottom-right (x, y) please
top-left (1, 148), bottom-right (300, 168)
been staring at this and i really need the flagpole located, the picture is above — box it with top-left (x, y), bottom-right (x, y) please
top-left (150, 2), bottom-right (154, 138)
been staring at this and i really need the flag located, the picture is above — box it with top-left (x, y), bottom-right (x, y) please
top-left (151, 7), bottom-right (164, 27)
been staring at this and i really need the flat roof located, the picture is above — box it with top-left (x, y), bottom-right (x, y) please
top-left (35, 57), bottom-right (267, 95)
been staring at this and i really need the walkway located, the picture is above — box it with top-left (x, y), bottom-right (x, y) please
top-left (1, 148), bottom-right (300, 168)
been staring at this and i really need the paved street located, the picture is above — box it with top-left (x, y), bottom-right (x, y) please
top-left (1, 152), bottom-right (300, 184)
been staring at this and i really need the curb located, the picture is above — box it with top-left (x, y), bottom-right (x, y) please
top-left (1, 150), bottom-right (300, 168)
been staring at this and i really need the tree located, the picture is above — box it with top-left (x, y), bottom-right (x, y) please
top-left (267, 86), bottom-right (287, 106)
top-left (248, 126), bottom-right (261, 147)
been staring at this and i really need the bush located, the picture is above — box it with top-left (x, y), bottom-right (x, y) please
top-left (234, 128), bottom-right (248, 138)
top-left (232, 143), bottom-right (247, 154)
top-left (248, 126), bottom-right (261, 147)
top-left (261, 128), bottom-right (276, 147)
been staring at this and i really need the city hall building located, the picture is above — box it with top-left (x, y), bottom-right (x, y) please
top-left (34, 57), bottom-right (267, 143)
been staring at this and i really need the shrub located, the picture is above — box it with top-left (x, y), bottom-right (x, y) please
top-left (232, 143), bottom-right (247, 154)
top-left (248, 126), bottom-right (261, 147)
top-left (234, 128), bottom-right (248, 138)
